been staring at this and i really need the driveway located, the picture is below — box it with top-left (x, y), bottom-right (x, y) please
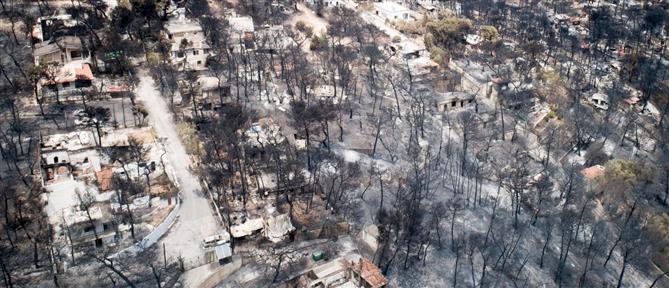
top-left (135, 69), bottom-right (221, 262)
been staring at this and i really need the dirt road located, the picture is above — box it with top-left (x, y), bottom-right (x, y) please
top-left (136, 70), bottom-right (220, 262)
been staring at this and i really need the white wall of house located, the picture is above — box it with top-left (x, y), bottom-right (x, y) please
top-left (172, 47), bottom-right (210, 70)
top-left (374, 2), bottom-right (411, 21)
top-left (35, 48), bottom-right (91, 66)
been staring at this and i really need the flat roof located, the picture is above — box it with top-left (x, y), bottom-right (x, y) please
top-left (358, 257), bottom-right (388, 288)
top-left (374, 2), bottom-right (410, 14)
top-left (215, 243), bottom-right (232, 259)
top-left (450, 59), bottom-right (496, 83)
top-left (34, 36), bottom-right (85, 57)
top-left (165, 18), bottom-right (203, 34)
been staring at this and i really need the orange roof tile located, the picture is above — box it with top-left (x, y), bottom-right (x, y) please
top-left (359, 257), bottom-right (387, 288)
top-left (96, 166), bottom-right (114, 191)
top-left (75, 63), bottom-right (94, 81)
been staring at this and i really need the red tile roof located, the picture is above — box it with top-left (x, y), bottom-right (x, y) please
top-left (358, 257), bottom-right (387, 288)
top-left (75, 63), bottom-right (94, 81)
top-left (96, 166), bottom-right (114, 191)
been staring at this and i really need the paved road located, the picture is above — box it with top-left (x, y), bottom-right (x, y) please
top-left (136, 69), bottom-right (220, 262)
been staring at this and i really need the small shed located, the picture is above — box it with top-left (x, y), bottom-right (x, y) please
top-left (214, 243), bottom-right (232, 265)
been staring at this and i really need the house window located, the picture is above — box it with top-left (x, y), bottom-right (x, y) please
top-left (61, 82), bottom-right (70, 88)
top-left (177, 52), bottom-right (184, 58)
top-left (451, 102), bottom-right (456, 107)
top-left (95, 238), bottom-right (103, 248)
top-left (197, 60), bottom-right (202, 65)
top-left (84, 226), bottom-right (95, 233)
top-left (53, 156), bottom-right (59, 163)
top-left (204, 49), bottom-right (210, 54)
top-left (193, 50), bottom-right (199, 56)
top-left (70, 50), bottom-right (82, 59)
top-left (75, 80), bottom-right (92, 88)
top-left (103, 223), bottom-right (109, 231)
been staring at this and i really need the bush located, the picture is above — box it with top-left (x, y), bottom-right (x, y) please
top-left (429, 46), bottom-right (448, 66)
top-left (146, 52), bottom-right (161, 65)
top-left (295, 20), bottom-right (307, 32)
top-left (176, 122), bottom-right (202, 156)
top-left (309, 34), bottom-right (328, 51)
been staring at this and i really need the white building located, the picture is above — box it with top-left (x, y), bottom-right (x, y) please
top-left (435, 91), bottom-right (477, 112)
top-left (373, 1), bottom-right (411, 21)
top-left (164, 12), bottom-right (211, 71)
top-left (448, 59), bottom-right (500, 103)
top-left (308, 0), bottom-right (345, 7)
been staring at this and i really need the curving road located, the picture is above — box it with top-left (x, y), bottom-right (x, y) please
top-left (136, 69), bottom-right (220, 262)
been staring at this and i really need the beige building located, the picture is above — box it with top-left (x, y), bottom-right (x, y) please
top-left (293, 254), bottom-right (387, 288)
top-left (165, 13), bottom-right (211, 71)
top-left (448, 59), bottom-right (500, 103)
top-left (373, 2), bottom-right (411, 21)
top-left (34, 36), bottom-right (92, 66)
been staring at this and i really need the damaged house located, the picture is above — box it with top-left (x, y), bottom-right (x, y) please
top-left (164, 10), bottom-right (212, 71)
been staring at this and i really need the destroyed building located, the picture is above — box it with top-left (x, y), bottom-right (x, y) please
top-left (290, 254), bottom-right (388, 288)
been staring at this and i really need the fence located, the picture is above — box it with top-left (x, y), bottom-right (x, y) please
top-left (112, 195), bottom-right (181, 257)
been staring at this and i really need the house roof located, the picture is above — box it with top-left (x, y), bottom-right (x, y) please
top-left (198, 76), bottom-right (220, 91)
top-left (42, 130), bottom-right (97, 151)
top-left (358, 257), bottom-right (387, 288)
top-left (392, 40), bottom-right (425, 55)
top-left (165, 17), bottom-right (203, 35)
top-left (96, 166), bottom-right (114, 191)
top-left (230, 218), bottom-right (264, 238)
top-left (61, 204), bottom-right (105, 226)
top-left (76, 63), bottom-right (94, 80)
top-left (215, 243), bottom-right (232, 259)
top-left (449, 59), bottom-right (496, 84)
top-left (34, 36), bottom-right (85, 57)
top-left (41, 62), bottom-right (94, 85)
top-left (374, 2), bottom-right (410, 15)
